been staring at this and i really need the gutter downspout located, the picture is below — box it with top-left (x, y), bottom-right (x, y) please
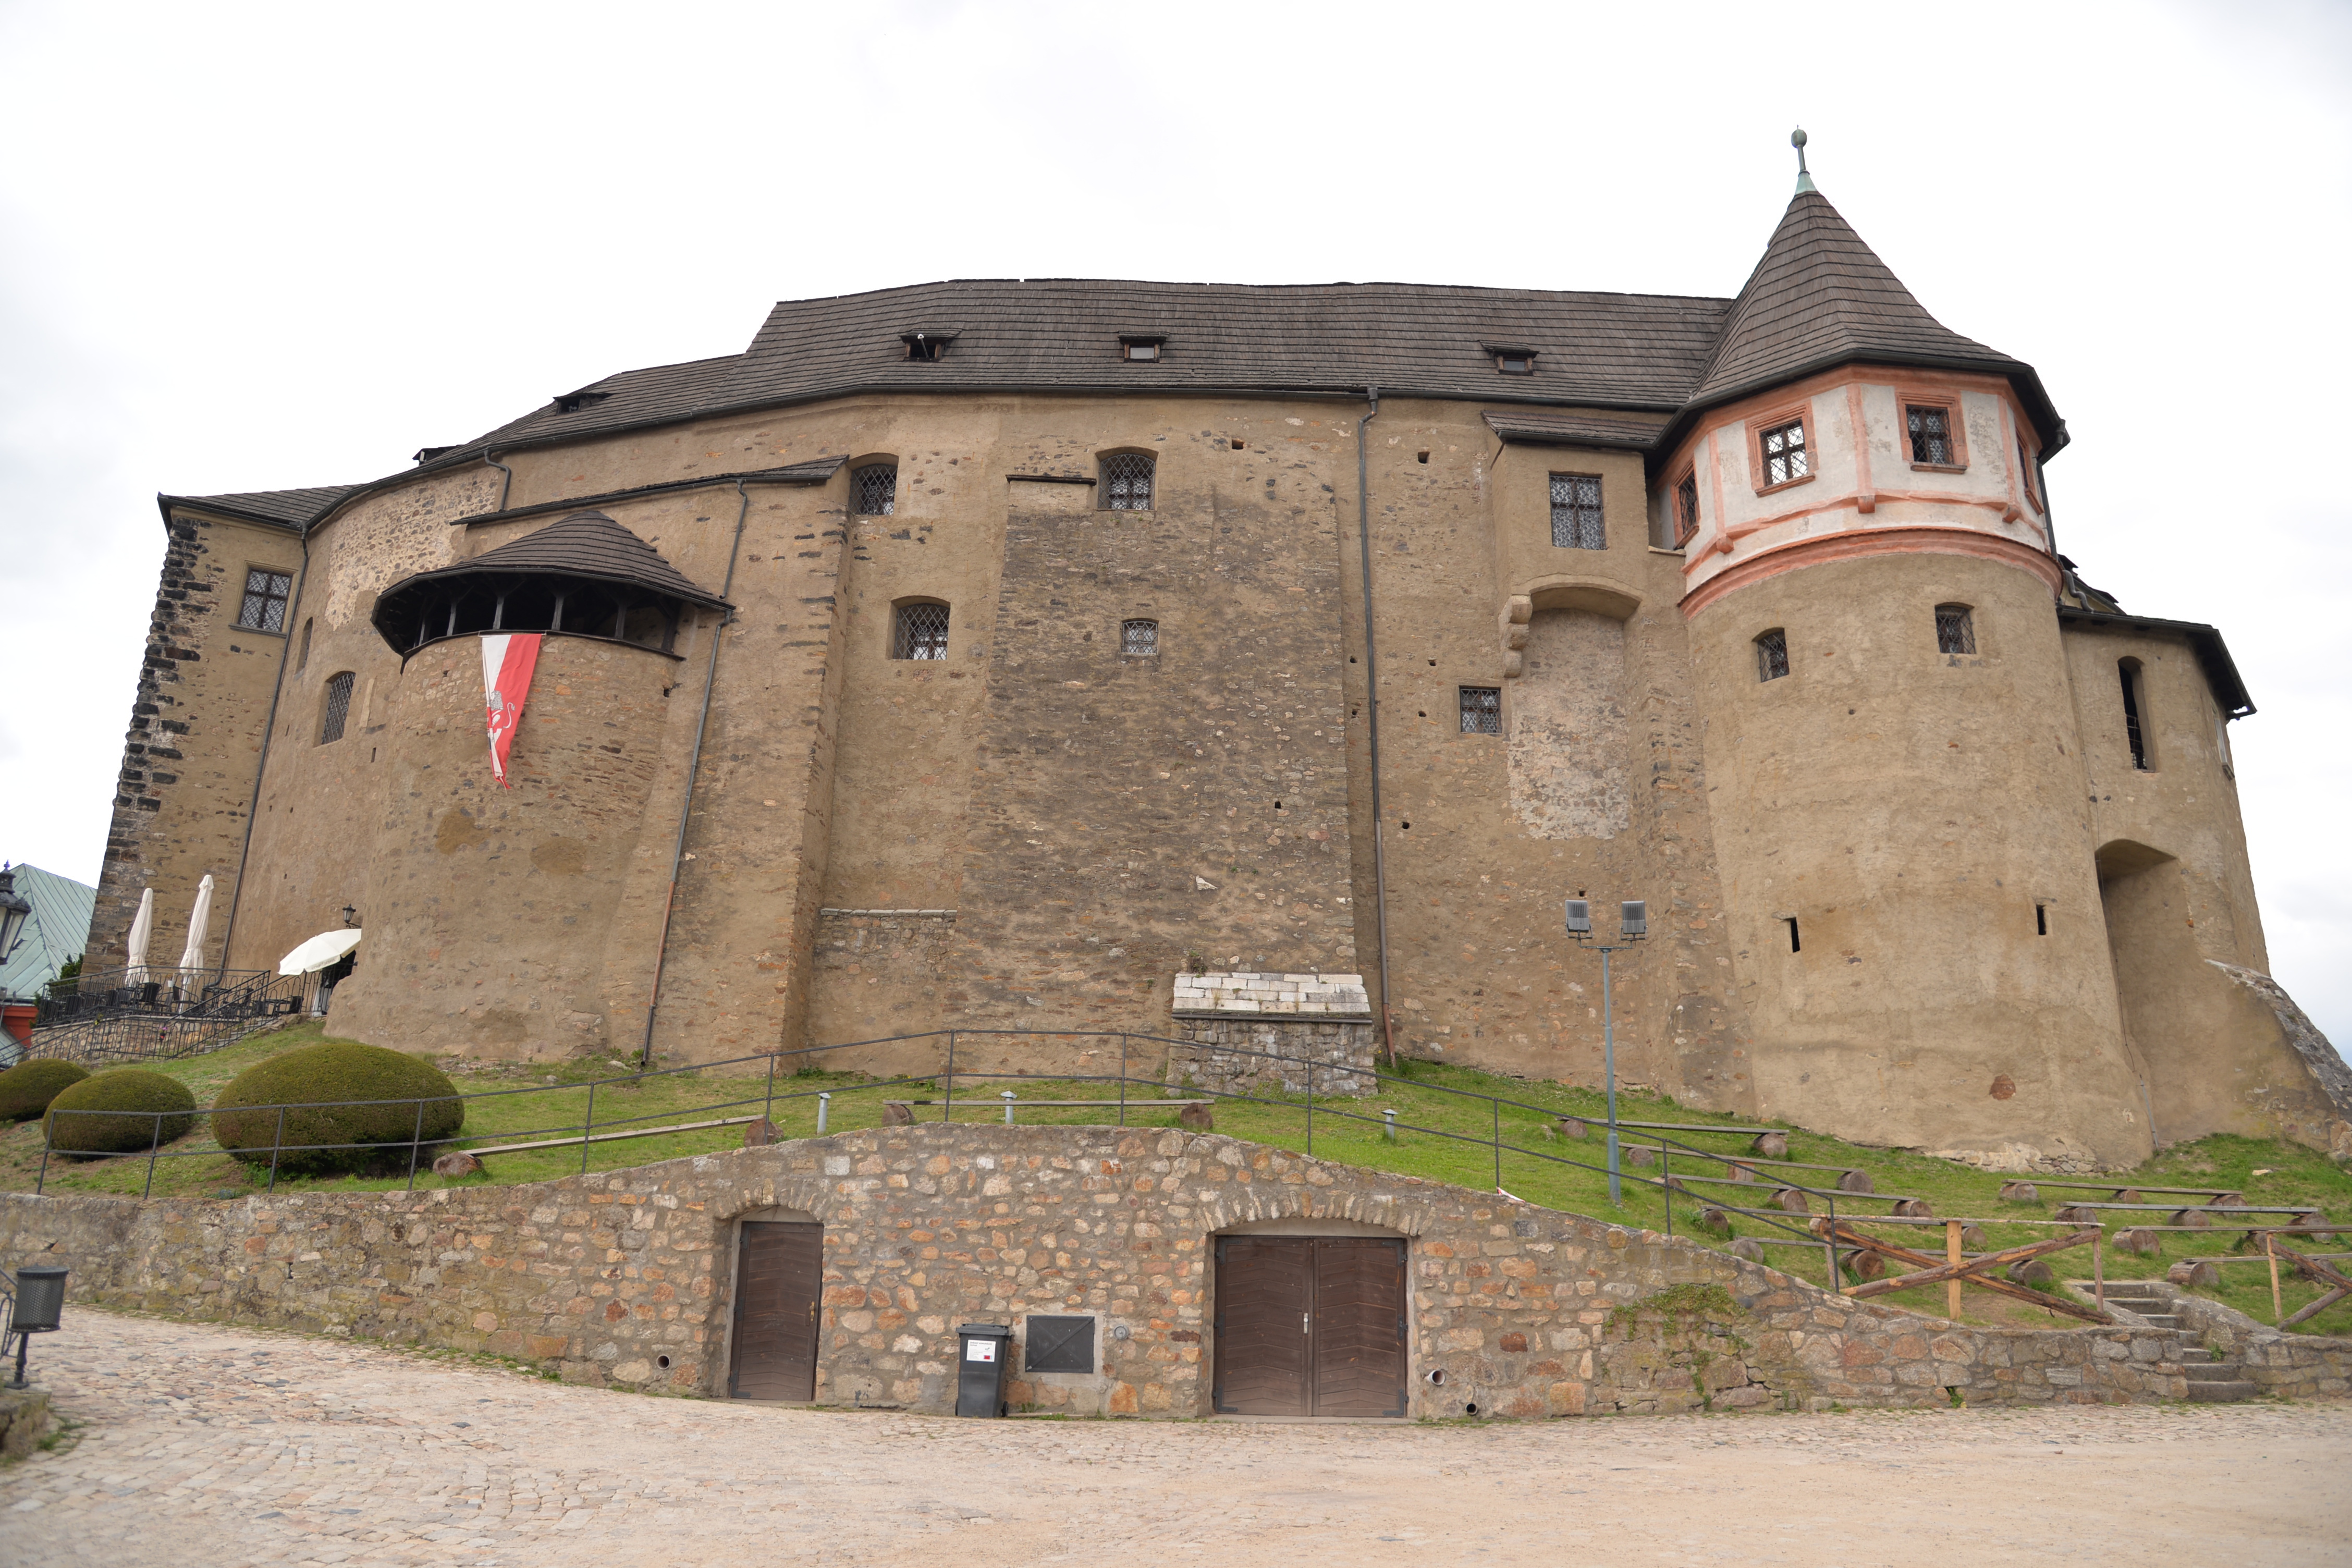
top-left (638, 476), bottom-right (752, 1068)
top-left (484, 447), bottom-right (513, 512)
top-left (1354, 388), bottom-right (1396, 1068)
top-left (214, 524), bottom-right (311, 984)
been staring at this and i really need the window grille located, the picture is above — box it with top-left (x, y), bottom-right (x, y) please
top-left (1101, 452), bottom-right (1154, 511)
top-left (319, 671), bottom-right (354, 744)
top-left (1121, 618), bottom-right (1158, 656)
top-left (1760, 419), bottom-right (1808, 486)
top-left (1549, 473), bottom-right (1604, 550)
top-left (1935, 604), bottom-right (1976, 656)
top-left (1675, 472), bottom-right (1701, 545)
top-left (1755, 629), bottom-right (1790, 682)
top-left (1459, 686), bottom-right (1502, 734)
top-left (892, 602), bottom-right (950, 660)
top-left (238, 569), bottom-right (292, 632)
top-left (852, 463), bottom-right (897, 517)
top-left (1906, 405), bottom-right (1955, 465)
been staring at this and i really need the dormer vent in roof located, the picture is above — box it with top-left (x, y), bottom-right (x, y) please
top-left (1483, 344), bottom-right (1539, 376)
top-left (555, 390), bottom-right (612, 414)
top-left (901, 331), bottom-right (957, 362)
top-left (1792, 127), bottom-right (1816, 195)
top-left (1119, 335), bottom-right (1166, 362)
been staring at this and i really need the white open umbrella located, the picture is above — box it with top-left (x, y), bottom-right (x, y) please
top-left (279, 928), bottom-right (362, 976)
top-left (124, 887), bottom-right (155, 983)
top-left (175, 874), bottom-right (215, 983)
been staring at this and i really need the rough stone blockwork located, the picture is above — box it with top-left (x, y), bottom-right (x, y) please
top-left (1167, 1016), bottom-right (1379, 1098)
top-left (0, 1128), bottom-right (2226, 1417)
top-left (2130, 1278), bottom-right (2352, 1401)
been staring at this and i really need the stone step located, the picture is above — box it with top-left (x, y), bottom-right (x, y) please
top-left (2184, 1379), bottom-right (2259, 1403)
top-left (2177, 1346), bottom-right (2214, 1363)
top-left (2136, 1314), bottom-right (2181, 1330)
top-left (2182, 1361), bottom-right (2244, 1382)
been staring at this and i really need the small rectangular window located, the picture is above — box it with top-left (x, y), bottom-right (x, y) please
top-left (1121, 337), bottom-right (1163, 362)
top-left (1459, 686), bottom-right (1502, 734)
top-left (1785, 916), bottom-right (1802, 953)
top-left (319, 671), bottom-right (354, 744)
top-left (1760, 419), bottom-right (1809, 487)
top-left (1101, 453), bottom-right (1154, 511)
top-left (892, 602), bottom-right (950, 660)
top-left (1675, 472), bottom-right (1701, 545)
top-left (1755, 629), bottom-right (1789, 682)
top-left (1121, 618), bottom-right (1158, 656)
top-left (1549, 473), bottom-right (1603, 550)
top-left (1906, 404), bottom-right (1956, 466)
top-left (238, 569), bottom-right (292, 632)
top-left (1936, 604), bottom-right (1976, 656)
top-left (852, 464), bottom-right (897, 516)
top-left (2120, 661), bottom-right (2151, 770)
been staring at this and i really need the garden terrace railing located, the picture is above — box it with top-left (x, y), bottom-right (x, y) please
top-left (34, 966), bottom-right (305, 1031)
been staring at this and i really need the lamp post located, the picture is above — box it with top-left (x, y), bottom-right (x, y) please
top-left (1566, 897), bottom-right (1647, 1205)
top-left (5, 1265), bottom-right (68, 1389)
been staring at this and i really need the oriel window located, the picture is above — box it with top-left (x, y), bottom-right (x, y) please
top-left (1459, 686), bottom-right (1502, 734)
top-left (238, 569), bottom-right (293, 632)
top-left (1101, 452), bottom-right (1155, 512)
top-left (1549, 473), bottom-right (1604, 550)
top-left (1760, 419), bottom-right (1809, 486)
top-left (892, 601), bottom-right (950, 660)
top-left (1906, 405), bottom-right (1955, 466)
top-left (852, 464), bottom-right (898, 517)
top-left (319, 672), bottom-right (354, 744)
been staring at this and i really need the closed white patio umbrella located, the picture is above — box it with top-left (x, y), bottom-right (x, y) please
top-left (278, 928), bottom-right (362, 976)
top-left (124, 887), bottom-right (154, 983)
top-left (175, 874), bottom-right (215, 988)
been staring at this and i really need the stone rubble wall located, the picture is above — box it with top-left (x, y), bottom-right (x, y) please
top-left (1166, 1015), bottom-right (1379, 1098)
top-left (0, 1126), bottom-right (2208, 1417)
top-left (2120, 1277), bottom-right (2352, 1401)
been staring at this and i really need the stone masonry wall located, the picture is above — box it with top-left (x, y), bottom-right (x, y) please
top-left (0, 1127), bottom-right (2203, 1417)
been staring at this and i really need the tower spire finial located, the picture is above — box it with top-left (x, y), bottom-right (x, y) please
top-left (1792, 127), bottom-right (1817, 194)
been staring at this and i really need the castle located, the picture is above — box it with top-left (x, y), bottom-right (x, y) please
top-left (86, 164), bottom-right (2350, 1169)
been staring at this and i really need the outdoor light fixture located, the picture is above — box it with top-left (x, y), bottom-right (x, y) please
top-left (1566, 896), bottom-right (1648, 1205)
top-left (5, 1265), bottom-right (68, 1389)
top-left (0, 866), bottom-right (30, 966)
top-left (340, 905), bottom-right (359, 928)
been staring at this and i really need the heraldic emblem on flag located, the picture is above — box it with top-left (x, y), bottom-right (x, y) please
top-left (479, 632), bottom-right (544, 788)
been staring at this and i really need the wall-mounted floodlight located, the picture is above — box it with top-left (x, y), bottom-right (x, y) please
top-left (1564, 899), bottom-right (1591, 935)
top-left (1620, 901), bottom-right (1647, 940)
top-left (1564, 895), bottom-right (1647, 1204)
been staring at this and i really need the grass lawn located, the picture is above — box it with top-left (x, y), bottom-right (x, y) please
top-left (5, 1020), bottom-right (2348, 1336)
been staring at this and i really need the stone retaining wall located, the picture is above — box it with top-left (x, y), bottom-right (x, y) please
top-left (2120, 1278), bottom-right (2352, 1400)
top-left (1167, 1016), bottom-right (1380, 1098)
top-left (0, 1126), bottom-right (2204, 1417)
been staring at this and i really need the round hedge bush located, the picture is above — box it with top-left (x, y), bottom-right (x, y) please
top-left (43, 1069), bottom-right (197, 1155)
top-left (212, 1042), bottom-right (462, 1173)
top-left (0, 1058), bottom-right (90, 1121)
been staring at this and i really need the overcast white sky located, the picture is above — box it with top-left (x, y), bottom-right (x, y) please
top-left (2, 1), bottom-right (2346, 1045)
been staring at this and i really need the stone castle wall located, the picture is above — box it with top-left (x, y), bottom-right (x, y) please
top-left (0, 1126), bottom-right (2207, 1418)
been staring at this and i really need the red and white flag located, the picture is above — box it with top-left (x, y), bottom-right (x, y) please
top-left (480, 632), bottom-right (543, 788)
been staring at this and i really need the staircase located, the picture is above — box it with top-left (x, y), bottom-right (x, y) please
top-left (2099, 1280), bottom-right (2258, 1403)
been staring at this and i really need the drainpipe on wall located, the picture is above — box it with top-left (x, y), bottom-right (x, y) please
top-left (637, 476), bottom-right (753, 1069)
top-left (214, 525), bottom-right (312, 984)
top-left (1354, 388), bottom-right (1398, 1068)
top-left (483, 447), bottom-right (513, 512)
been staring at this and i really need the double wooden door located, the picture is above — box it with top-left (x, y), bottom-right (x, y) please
top-left (1213, 1236), bottom-right (1407, 1416)
top-left (728, 1220), bottom-right (822, 1401)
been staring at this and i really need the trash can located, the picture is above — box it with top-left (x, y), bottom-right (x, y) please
top-left (954, 1322), bottom-right (1014, 1417)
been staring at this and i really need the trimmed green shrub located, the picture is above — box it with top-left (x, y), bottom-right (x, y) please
top-left (0, 1059), bottom-right (90, 1122)
top-left (212, 1042), bottom-right (462, 1173)
top-left (43, 1069), bottom-right (196, 1155)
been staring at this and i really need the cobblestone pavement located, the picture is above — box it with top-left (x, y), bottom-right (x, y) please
top-left (4, 1312), bottom-right (2348, 1567)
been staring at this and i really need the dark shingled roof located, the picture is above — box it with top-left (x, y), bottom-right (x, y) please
top-left (446, 354), bottom-right (746, 459)
top-left (1481, 409), bottom-right (1671, 450)
top-left (159, 484), bottom-right (364, 531)
top-left (387, 511), bottom-right (728, 609)
top-left (2058, 608), bottom-right (2255, 718)
top-left (1678, 192), bottom-right (2060, 446)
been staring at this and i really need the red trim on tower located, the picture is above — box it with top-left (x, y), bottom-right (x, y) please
top-left (1677, 526), bottom-right (2063, 619)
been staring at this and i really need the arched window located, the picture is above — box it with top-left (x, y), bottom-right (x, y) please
top-left (2119, 659), bottom-right (2152, 770)
top-left (893, 601), bottom-right (950, 660)
top-left (1101, 452), bottom-right (1155, 511)
top-left (319, 672), bottom-right (355, 744)
top-left (1121, 619), bottom-right (1158, 656)
top-left (1754, 629), bottom-right (1789, 682)
top-left (852, 463), bottom-right (898, 517)
top-left (1935, 604), bottom-right (1976, 656)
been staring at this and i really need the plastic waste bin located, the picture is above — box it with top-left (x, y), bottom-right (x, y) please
top-left (954, 1322), bottom-right (1014, 1417)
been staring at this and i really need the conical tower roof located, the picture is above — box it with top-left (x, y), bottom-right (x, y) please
top-left (1682, 191), bottom-right (2063, 448)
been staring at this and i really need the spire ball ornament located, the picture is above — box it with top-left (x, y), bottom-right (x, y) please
top-left (1792, 127), bottom-right (1817, 194)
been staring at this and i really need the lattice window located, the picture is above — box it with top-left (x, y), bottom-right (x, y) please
top-left (892, 601), bottom-right (950, 660)
top-left (1936, 604), bottom-right (1977, 656)
top-left (1549, 473), bottom-right (1604, 550)
top-left (852, 463), bottom-right (897, 517)
top-left (1755, 629), bottom-right (1790, 682)
top-left (1760, 419), bottom-right (1809, 486)
top-left (319, 671), bottom-right (354, 744)
top-left (238, 568), bottom-right (292, 632)
top-left (1121, 618), bottom-right (1158, 656)
top-left (1906, 405), bottom-right (1955, 466)
top-left (1459, 686), bottom-right (1502, 734)
top-left (1675, 472), bottom-right (1701, 545)
top-left (1101, 452), bottom-right (1154, 511)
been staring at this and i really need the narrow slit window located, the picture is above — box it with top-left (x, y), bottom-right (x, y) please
top-left (1121, 618), bottom-right (1158, 656)
top-left (238, 568), bottom-right (293, 632)
top-left (1101, 452), bottom-right (1154, 511)
top-left (2036, 903), bottom-right (2050, 936)
top-left (1459, 686), bottom-right (1502, 734)
top-left (892, 602), bottom-right (950, 660)
top-left (1549, 472), bottom-right (1604, 550)
top-left (2120, 660), bottom-right (2151, 770)
top-left (318, 672), bottom-right (354, 744)
top-left (1755, 629), bottom-right (1790, 682)
top-left (1785, 916), bottom-right (1802, 953)
top-left (1906, 405), bottom-right (1956, 466)
top-left (2017, 437), bottom-right (2041, 511)
top-left (297, 618), bottom-right (313, 672)
top-left (852, 463), bottom-right (897, 516)
top-left (1675, 471), bottom-right (1701, 545)
top-left (1936, 604), bottom-right (1977, 656)
top-left (1760, 419), bottom-right (1809, 486)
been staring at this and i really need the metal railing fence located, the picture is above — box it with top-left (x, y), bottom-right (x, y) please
top-left (34, 967), bottom-right (307, 1031)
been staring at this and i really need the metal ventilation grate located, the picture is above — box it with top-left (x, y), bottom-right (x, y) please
top-left (893, 601), bottom-right (950, 660)
top-left (852, 464), bottom-right (897, 517)
top-left (1101, 453), bottom-right (1154, 511)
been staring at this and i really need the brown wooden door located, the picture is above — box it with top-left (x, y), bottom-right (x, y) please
top-left (1214, 1236), bottom-right (1406, 1417)
top-left (729, 1220), bottom-right (822, 1400)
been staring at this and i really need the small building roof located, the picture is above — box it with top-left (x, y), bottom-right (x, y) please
top-left (2057, 607), bottom-right (2256, 718)
top-left (0, 863), bottom-right (96, 1000)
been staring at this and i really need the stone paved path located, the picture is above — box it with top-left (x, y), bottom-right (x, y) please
top-left (3, 1312), bottom-right (2348, 1567)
